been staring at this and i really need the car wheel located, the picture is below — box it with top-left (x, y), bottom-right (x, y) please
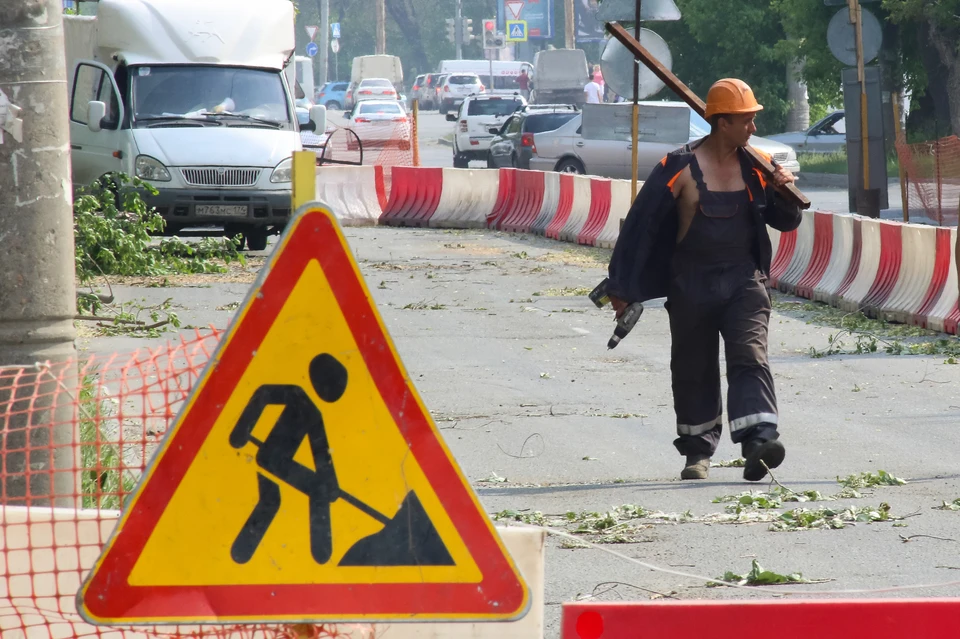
top-left (510, 153), bottom-right (519, 168)
top-left (555, 158), bottom-right (586, 175)
top-left (439, 102), bottom-right (448, 115)
top-left (453, 153), bottom-right (469, 169)
top-left (325, 101), bottom-right (341, 110)
top-left (487, 152), bottom-right (497, 169)
top-left (244, 229), bottom-right (268, 252)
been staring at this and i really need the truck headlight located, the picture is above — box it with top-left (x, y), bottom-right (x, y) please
top-left (135, 155), bottom-right (171, 182)
top-left (270, 157), bottom-right (293, 183)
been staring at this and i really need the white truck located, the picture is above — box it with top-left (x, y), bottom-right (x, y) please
top-left (63, 0), bottom-right (326, 251)
top-left (530, 49), bottom-right (591, 105)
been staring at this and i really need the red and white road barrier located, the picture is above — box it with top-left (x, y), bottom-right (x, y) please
top-left (596, 179), bottom-right (633, 249)
top-left (379, 166), bottom-right (444, 227)
top-left (576, 178), bottom-right (612, 246)
top-left (501, 170), bottom-right (546, 234)
top-left (431, 168), bottom-right (499, 229)
top-left (556, 175), bottom-right (594, 242)
top-left (314, 166), bottom-right (383, 226)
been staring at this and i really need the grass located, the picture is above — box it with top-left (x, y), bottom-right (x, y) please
top-left (79, 374), bottom-right (138, 510)
top-left (798, 150), bottom-right (900, 177)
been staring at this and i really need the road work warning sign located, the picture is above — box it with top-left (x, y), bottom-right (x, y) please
top-left (78, 204), bottom-right (530, 625)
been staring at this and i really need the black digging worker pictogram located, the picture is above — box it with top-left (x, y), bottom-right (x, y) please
top-left (229, 353), bottom-right (454, 567)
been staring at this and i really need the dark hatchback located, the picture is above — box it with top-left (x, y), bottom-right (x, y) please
top-left (487, 106), bottom-right (579, 169)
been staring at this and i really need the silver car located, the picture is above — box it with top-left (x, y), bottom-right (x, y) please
top-left (528, 102), bottom-right (801, 179)
top-left (439, 73), bottom-right (484, 114)
top-left (767, 111), bottom-right (846, 154)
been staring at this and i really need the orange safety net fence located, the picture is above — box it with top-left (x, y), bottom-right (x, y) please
top-left (896, 135), bottom-right (960, 226)
top-left (0, 329), bottom-right (379, 639)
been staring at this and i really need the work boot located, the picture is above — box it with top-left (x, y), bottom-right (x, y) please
top-left (680, 454), bottom-right (710, 480)
top-left (742, 439), bottom-right (786, 482)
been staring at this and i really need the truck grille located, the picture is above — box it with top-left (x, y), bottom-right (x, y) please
top-left (773, 152), bottom-right (790, 163)
top-left (180, 167), bottom-right (262, 188)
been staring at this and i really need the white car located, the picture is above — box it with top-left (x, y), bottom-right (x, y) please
top-left (767, 111), bottom-right (846, 154)
top-left (438, 73), bottom-right (485, 114)
top-left (447, 94), bottom-right (527, 168)
top-left (345, 100), bottom-right (411, 151)
top-left (353, 78), bottom-right (399, 105)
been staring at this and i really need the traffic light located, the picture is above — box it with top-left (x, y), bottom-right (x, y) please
top-left (482, 18), bottom-right (504, 49)
top-left (445, 18), bottom-right (456, 43)
top-left (461, 18), bottom-right (474, 44)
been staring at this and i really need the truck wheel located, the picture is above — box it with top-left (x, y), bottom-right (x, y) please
top-left (453, 153), bottom-right (469, 169)
top-left (245, 229), bottom-right (268, 252)
top-left (556, 158), bottom-right (586, 175)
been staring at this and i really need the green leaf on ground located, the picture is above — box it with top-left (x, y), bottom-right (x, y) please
top-left (934, 499), bottom-right (960, 511)
top-left (709, 559), bottom-right (826, 587)
top-left (838, 470), bottom-right (907, 488)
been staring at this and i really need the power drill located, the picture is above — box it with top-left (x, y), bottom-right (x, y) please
top-left (589, 278), bottom-right (644, 349)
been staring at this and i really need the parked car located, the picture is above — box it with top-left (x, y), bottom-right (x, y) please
top-left (315, 81), bottom-right (349, 110)
top-left (448, 94), bottom-right (527, 168)
top-left (438, 73), bottom-right (484, 114)
top-left (767, 110), bottom-right (846, 154)
top-left (345, 100), bottom-right (411, 151)
top-left (487, 105), bottom-right (580, 169)
top-left (528, 102), bottom-right (800, 179)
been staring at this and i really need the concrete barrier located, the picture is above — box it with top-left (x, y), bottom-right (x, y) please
top-left (881, 224), bottom-right (936, 324)
top-left (858, 221), bottom-right (903, 316)
top-left (432, 168), bottom-right (499, 229)
top-left (795, 211), bottom-right (834, 299)
top-left (530, 172), bottom-right (562, 236)
top-left (775, 210), bottom-right (815, 294)
top-left (596, 179), bottom-right (633, 249)
top-left (314, 166), bottom-right (382, 226)
top-left (501, 170), bottom-right (546, 234)
top-left (488, 168), bottom-right (517, 229)
top-left (557, 175), bottom-right (593, 243)
top-left (543, 174), bottom-right (576, 239)
top-left (812, 214), bottom-right (857, 305)
top-left (838, 218), bottom-right (881, 312)
top-left (380, 166), bottom-right (443, 227)
top-left (926, 227), bottom-right (959, 334)
top-left (577, 178), bottom-right (612, 246)
top-left (911, 227), bottom-right (954, 329)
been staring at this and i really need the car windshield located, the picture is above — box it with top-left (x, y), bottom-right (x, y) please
top-left (468, 99), bottom-right (523, 116)
top-left (361, 79), bottom-right (392, 87)
top-left (523, 112), bottom-right (578, 134)
top-left (449, 75), bottom-right (479, 85)
top-left (359, 103), bottom-right (403, 115)
top-left (132, 65), bottom-right (291, 124)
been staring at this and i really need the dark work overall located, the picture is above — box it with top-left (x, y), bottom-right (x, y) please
top-left (667, 157), bottom-right (779, 457)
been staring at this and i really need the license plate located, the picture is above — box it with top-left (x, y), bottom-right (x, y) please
top-left (195, 204), bottom-right (248, 217)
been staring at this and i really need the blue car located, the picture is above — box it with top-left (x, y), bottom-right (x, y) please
top-left (316, 81), bottom-right (349, 111)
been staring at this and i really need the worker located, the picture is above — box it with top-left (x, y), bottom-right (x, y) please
top-left (605, 79), bottom-right (801, 482)
top-left (518, 69), bottom-right (531, 100)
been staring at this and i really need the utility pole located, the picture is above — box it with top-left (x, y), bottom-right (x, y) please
top-left (376, 0), bottom-right (386, 55)
top-left (455, 0), bottom-right (463, 60)
top-left (0, 0), bottom-right (78, 506)
top-left (565, 0), bottom-right (575, 48)
top-left (319, 0), bottom-right (329, 87)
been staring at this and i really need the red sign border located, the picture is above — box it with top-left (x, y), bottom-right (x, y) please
top-left (78, 206), bottom-right (530, 624)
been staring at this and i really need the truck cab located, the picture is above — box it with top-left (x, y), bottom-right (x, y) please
top-left (64, 0), bottom-right (325, 251)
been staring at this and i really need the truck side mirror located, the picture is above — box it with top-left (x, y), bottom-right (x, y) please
top-left (309, 104), bottom-right (327, 133)
top-left (87, 101), bottom-right (106, 133)
top-left (488, 127), bottom-right (500, 135)
top-left (445, 112), bottom-right (457, 122)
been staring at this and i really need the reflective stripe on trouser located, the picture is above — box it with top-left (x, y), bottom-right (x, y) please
top-left (667, 262), bottom-right (779, 458)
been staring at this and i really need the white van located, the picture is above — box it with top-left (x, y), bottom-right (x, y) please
top-left (63, 0), bottom-right (326, 251)
top-left (438, 60), bottom-right (534, 95)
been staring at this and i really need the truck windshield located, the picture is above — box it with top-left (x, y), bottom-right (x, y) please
top-left (132, 65), bottom-right (291, 124)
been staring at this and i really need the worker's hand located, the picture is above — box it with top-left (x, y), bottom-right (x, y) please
top-left (771, 165), bottom-right (797, 191)
top-left (610, 295), bottom-right (628, 319)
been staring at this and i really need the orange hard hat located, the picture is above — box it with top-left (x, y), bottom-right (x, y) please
top-left (704, 78), bottom-right (763, 119)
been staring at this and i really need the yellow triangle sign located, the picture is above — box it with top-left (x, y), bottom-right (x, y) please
top-left (78, 204), bottom-right (530, 624)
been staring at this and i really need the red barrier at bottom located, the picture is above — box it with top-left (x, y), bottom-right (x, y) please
top-left (562, 600), bottom-right (960, 639)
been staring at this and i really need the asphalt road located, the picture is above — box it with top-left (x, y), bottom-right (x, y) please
top-left (92, 227), bottom-right (960, 637)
